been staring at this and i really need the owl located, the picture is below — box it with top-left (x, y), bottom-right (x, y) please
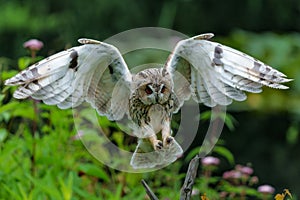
top-left (5, 33), bottom-right (291, 169)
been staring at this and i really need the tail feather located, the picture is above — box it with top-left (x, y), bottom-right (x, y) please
top-left (130, 138), bottom-right (183, 169)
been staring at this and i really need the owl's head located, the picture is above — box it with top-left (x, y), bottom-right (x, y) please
top-left (133, 68), bottom-right (172, 105)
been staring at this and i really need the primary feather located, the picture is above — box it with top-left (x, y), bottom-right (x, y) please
top-left (5, 39), bottom-right (132, 120)
top-left (165, 33), bottom-right (291, 107)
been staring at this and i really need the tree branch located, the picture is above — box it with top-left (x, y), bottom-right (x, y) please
top-left (179, 154), bottom-right (200, 200)
top-left (141, 179), bottom-right (159, 200)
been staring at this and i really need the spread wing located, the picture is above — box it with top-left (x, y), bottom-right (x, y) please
top-left (5, 38), bottom-right (132, 120)
top-left (165, 33), bottom-right (292, 108)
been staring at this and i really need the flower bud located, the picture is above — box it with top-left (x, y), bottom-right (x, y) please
top-left (23, 39), bottom-right (44, 51)
top-left (201, 156), bottom-right (220, 166)
top-left (257, 185), bottom-right (275, 194)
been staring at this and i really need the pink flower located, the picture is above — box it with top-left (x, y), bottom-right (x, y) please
top-left (236, 164), bottom-right (254, 175)
top-left (23, 39), bottom-right (44, 51)
top-left (222, 170), bottom-right (242, 179)
top-left (201, 156), bottom-right (220, 166)
top-left (257, 185), bottom-right (275, 194)
top-left (191, 188), bottom-right (199, 196)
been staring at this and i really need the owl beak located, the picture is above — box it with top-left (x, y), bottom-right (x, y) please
top-left (156, 94), bottom-right (159, 103)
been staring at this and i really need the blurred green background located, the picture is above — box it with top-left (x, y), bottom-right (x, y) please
top-left (0, 0), bottom-right (299, 199)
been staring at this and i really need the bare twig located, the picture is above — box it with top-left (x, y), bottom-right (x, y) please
top-left (180, 155), bottom-right (200, 200)
top-left (141, 179), bottom-right (159, 200)
top-left (178, 105), bottom-right (225, 199)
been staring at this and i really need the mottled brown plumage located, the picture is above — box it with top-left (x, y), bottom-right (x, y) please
top-left (5, 33), bottom-right (291, 169)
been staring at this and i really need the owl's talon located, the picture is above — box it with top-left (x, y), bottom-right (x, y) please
top-left (153, 140), bottom-right (163, 150)
top-left (158, 140), bottom-right (163, 147)
top-left (164, 136), bottom-right (173, 147)
top-left (156, 144), bottom-right (163, 150)
top-left (166, 137), bottom-right (173, 144)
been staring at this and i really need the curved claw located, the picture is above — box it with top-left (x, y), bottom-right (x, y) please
top-left (163, 136), bottom-right (174, 147)
top-left (153, 140), bottom-right (163, 150)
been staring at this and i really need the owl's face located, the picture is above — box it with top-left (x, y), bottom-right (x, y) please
top-left (133, 68), bottom-right (172, 105)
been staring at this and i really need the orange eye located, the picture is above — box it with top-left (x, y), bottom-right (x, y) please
top-left (145, 85), bottom-right (153, 94)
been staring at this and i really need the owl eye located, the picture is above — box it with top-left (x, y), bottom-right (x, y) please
top-left (145, 85), bottom-right (153, 94)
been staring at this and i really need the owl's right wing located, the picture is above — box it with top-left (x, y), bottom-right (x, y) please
top-left (5, 39), bottom-right (132, 120)
top-left (165, 33), bottom-right (291, 109)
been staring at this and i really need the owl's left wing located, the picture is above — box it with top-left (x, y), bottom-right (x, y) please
top-left (5, 39), bottom-right (132, 120)
top-left (165, 33), bottom-right (292, 109)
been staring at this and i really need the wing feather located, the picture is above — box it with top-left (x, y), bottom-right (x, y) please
top-left (5, 50), bottom-right (73, 86)
top-left (165, 33), bottom-right (291, 107)
top-left (32, 69), bottom-right (75, 100)
top-left (5, 39), bottom-right (132, 120)
top-left (196, 71), bottom-right (218, 107)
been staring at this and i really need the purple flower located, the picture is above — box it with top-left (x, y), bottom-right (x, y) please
top-left (222, 170), bottom-right (242, 179)
top-left (236, 164), bottom-right (254, 175)
top-left (201, 156), bottom-right (220, 166)
top-left (191, 188), bottom-right (199, 196)
top-left (257, 185), bottom-right (275, 194)
top-left (23, 39), bottom-right (44, 51)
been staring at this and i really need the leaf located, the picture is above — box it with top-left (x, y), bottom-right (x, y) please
top-left (26, 173), bottom-right (63, 200)
top-left (112, 131), bottom-right (124, 148)
top-left (114, 183), bottom-right (123, 200)
top-left (72, 187), bottom-right (100, 200)
top-left (18, 56), bottom-right (32, 70)
top-left (200, 110), bottom-right (212, 121)
top-left (1, 183), bottom-right (22, 200)
top-left (0, 101), bottom-right (20, 113)
top-left (213, 146), bottom-right (235, 165)
top-left (1, 112), bottom-right (11, 122)
top-left (58, 172), bottom-right (73, 200)
top-left (184, 147), bottom-right (200, 162)
top-left (0, 128), bottom-right (8, 142)
top-left (1, 70), bottom-right (18, 81)
top-left (78, 163), bottom-right (110, 182)
top-left (200, 111), bottom-right (237, 131)
top-left (17, 183), bottom-right (29, 200)
top-left (101, 183), bottom-right (123, 200)
top-left (0, 94), bottom-right (5, 102)
top-left (224, 113), bottom-right (237, 131)
top-left (286, 125), bottom-right (298, 145)
top-left (0, 101), bottom-right (35, 120)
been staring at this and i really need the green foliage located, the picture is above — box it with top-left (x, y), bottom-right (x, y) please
top-left (192, 156), bottom-right (276, 200)
top-left (78, 164), bottom-right (110, 182)
top-left (0, 2), bottom-right (59, 32)
top-left (0, 48), bottom-right (185, 199)
top-left (213, 146), bottom-right (235, 165)
top-left (200, 110), bottom-right (238, 132)
top-left (286, 123), bottom-right (299, 145)
top-left (0, 128), bottom-right (8, 142)
top-left (0, 1), bottom-right (299, 196)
